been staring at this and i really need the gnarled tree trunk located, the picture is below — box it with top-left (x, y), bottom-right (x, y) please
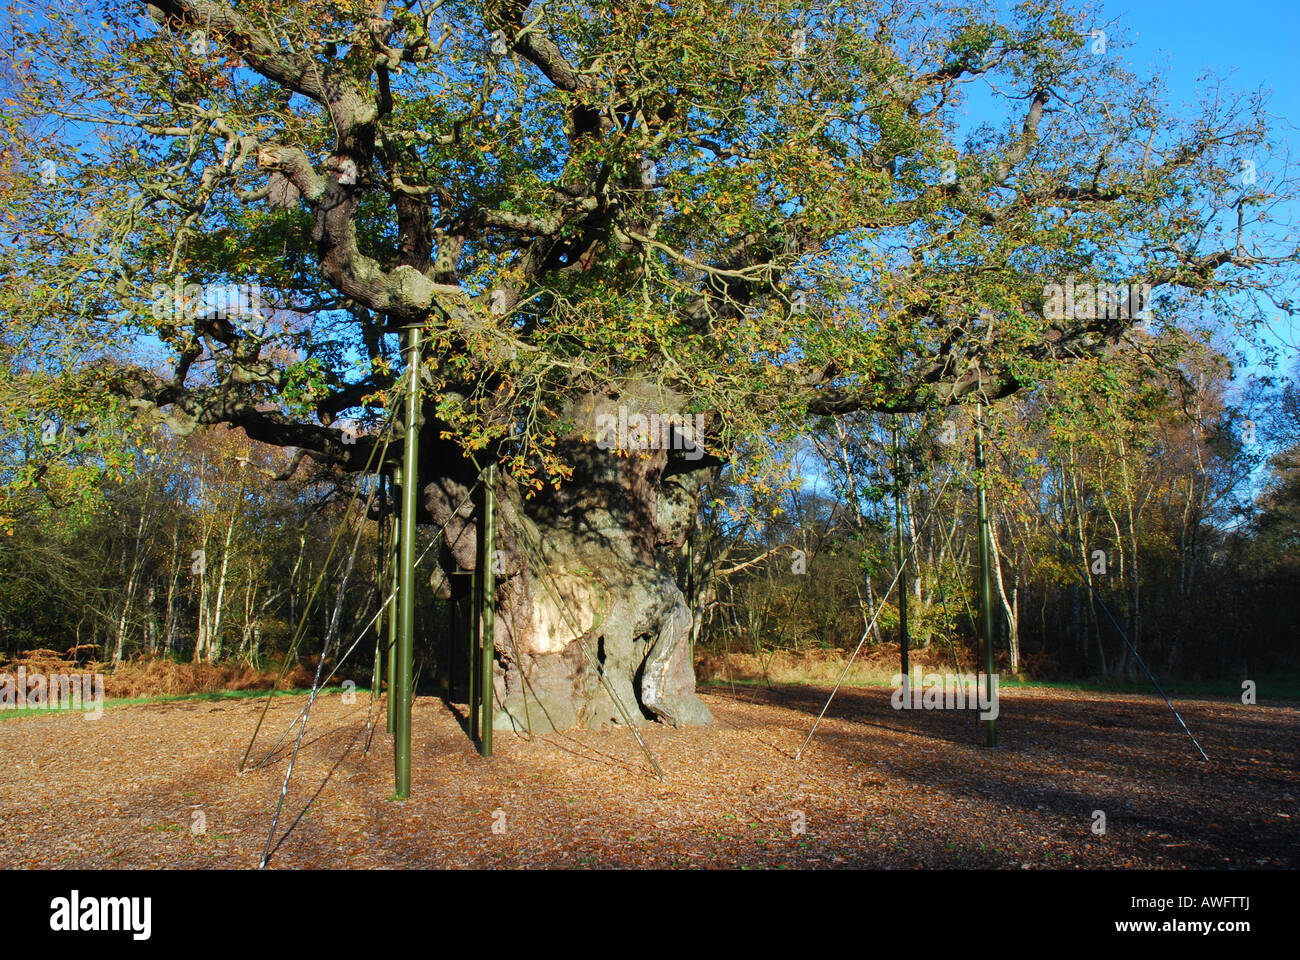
top-left (422, 386), bottom-right (714, 732)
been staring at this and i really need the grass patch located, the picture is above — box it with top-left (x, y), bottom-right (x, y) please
top-left (698, 652), bottom-right (1300, 701)
top-left (998, 674), bottom-right (1300, 700)
top-left (0, 685), bottom-right (359, 721)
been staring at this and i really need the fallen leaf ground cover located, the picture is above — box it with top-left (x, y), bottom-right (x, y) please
top-left (1, 685), bottom-right (1294, 869)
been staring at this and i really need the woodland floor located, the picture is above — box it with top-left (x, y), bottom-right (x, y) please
top-left (1, 684), bottom-right (1295, 869)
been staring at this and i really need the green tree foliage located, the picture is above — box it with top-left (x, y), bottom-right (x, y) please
top-left (1, 0), bottom-right (1294, 487)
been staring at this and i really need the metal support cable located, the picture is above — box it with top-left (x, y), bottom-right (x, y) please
top-left (238, 411), bottom-right (397, 773)
top-left (795, 467), bottom-right (958, 761)
top-left (979, 426), bottom-right (1211, 762)
top-left (259, 463), bottom-right (386, 867)
top-left (249, 484), bottom-right (478, 770)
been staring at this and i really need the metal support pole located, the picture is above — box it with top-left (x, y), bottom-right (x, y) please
top-left (686, 522), bottom-right (696, 655)
top-left (479, 462), bottom-right (497, 756)
top-left (386, 470), bottom-right (400, 736)
top-left (447, 572), bottom-right (456, 702)
top-left (372, 491), bottom-right (386, 698)
top-left (975, 404), bottom-right (997, 748)
top-left (394, 327), bottom-right (422, 798)
top-left (894, 417), bottom-right (909, 681)
top-left (468, 564), bottom-right (479, 744)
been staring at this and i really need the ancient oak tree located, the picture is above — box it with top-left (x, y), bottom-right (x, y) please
top-left (3, 0), bottom-right (1295, 728)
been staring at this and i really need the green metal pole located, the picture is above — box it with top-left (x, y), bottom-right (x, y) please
top-left (479, 462), bottom-right (497, 756)
top-left (372, 497), bottom-right (385, 698)
top-left (894, 417), bottom-right (909, 682)
top-left (447, 571), bottom-right (456, 703)
top-left (468, 563), bottom-right (479, 744)
top-left (394, 328), bottom-right (422, 798)
top-left (386, 470), bottom-right (400, 736)
top-left (687, 523), bottom-right (696, 656)
top-left (976, 404), bottom-right (997, 748)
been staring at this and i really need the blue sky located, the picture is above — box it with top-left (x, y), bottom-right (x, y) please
top-left (1038, 0), bottom-right (1300, 386)
top-left (1096, 0), bottom-right (1300, 385)
top-left (1102, 0), bottom-right (1298, 114)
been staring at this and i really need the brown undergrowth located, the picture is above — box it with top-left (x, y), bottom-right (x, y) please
top-left (0, 649), bottom-right (316, 698)
top-left (695, 644), bottom-right (967, 687)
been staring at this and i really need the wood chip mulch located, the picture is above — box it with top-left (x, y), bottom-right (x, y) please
top-left (1, 685), bottom-right (1295, 869)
